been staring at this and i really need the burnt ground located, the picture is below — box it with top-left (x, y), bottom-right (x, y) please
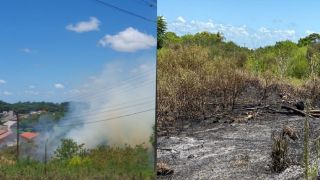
top-left (157, 84), bottom-right (320, 179)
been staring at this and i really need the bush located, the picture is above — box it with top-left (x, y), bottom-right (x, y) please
top-left (0, 142), bottom-right (154, 179)
top-left (287, 48), bottom-right (309, 79)
top-left (157, 45), bottom-right (250, 132)
top-left (67, 156), bottom-right (92, 168)
top-left (271, 131), bottom-right (290, 172)
top-left (54, 139), bottom-right (85, 160)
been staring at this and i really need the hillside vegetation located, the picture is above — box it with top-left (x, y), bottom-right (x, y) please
top-left (0, 101), bottom-right (69, 114)
top-left (0, 139), bottom-right (154, 179)
top-left (157, 16), bottom-right (320, 133)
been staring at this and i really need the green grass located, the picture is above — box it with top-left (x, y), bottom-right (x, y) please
top-left (0, 144), bottom-right (155, 179)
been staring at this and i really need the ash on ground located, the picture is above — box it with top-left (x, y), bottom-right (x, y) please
top-left (157, 85), bottom-right (320, 179)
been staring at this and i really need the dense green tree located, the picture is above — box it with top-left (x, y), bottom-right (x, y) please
top-left (157, 16), bottom-right (167, 49)
top-left (157, 30), bottom-right (320, 80)
top-left (274, 41), bottom-right (298, 78)
top-left (287, 47), bottom-right (309, 79)
top-left (149, 125), bottom-right (155, 148)
top-left (0, 101), bottom-right (68, 114)
top-left (181, 34), bottom-right (195, 45)
top-left (298, 33), bottom-right (320, 47)
top-left (193, 31), bottom-right (224, 46)
top-left (307, 43), bottom-right (320, 60)
top-left (164, 32), bottom-right (181, 46)
top-left (306, 43), bottom-right (320, 76)
top-left (179, 32), bottom-right (224, 47)
top-left (0, 101), bottom-right (10, 112)
top-left (54, 139), bottom-right (85, 160)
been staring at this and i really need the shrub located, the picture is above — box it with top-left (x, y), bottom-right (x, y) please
top-left (157, 45), bottom-right (250, 132)
top-left (67, 156), bottom-right (92, 168)
top-left (271, 131), bottom-right (290, 172)
top-left (54, 139), bottom-right (85, 160)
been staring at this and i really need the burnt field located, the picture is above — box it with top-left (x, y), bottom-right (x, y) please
top-left (156, 31), bottom-right (320, 179)
top-left (157, 83), bottom-right (320, 180)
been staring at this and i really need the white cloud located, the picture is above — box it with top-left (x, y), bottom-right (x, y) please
top-left (306, 30), bottom-right (319, 35)
top-left (168, 17), bottom-right (298, 48)
top-left (54, 83), bottom-right (65, 89)
top-left (3, 91), bottom-right (12, 96)
top-left (170, 18), bottom-right (250, 37)
top-left (274, 29), bottom-right (295, 36)
top-left (28, 85), bottom-right (35, 89)
top-left (259, 27), bottom-right (271, 33)
top-left (177, 16), bottom-right (186, 23)
top-left (0, 79), bottom-right (6, 84)
top-left (66, 17), bottom-right (100, 33)
top-left (99, 27), bottom-right (156, 52)
top-left (139, 64), bottom-right (151, 71)
top-left (68, 89), bottom-right (81, 94)
top-left (25, 90), bottom-right (39, 95)
top-left (21, 48), bottom-right (32, 53)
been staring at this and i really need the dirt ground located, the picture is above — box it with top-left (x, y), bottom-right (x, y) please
top-left (157, 84), bottom-right (320, 179)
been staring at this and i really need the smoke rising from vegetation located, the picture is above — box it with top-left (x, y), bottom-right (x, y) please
top-left (27, 60), bottom-right (155, 160)
top-left (65, 61), bottom-right (155, 148)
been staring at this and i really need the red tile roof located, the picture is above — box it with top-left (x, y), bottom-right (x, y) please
top-left (0, 131), bottom-right (12, 140)
top-left (0, 129), bottom-right (8, 135)
top-left (20, 132), bottom-right (38, 140)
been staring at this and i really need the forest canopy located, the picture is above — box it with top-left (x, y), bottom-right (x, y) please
top-left (157, 17), bottom-right (320, 81)
top-left (0, 101), bottom-right (69, 114)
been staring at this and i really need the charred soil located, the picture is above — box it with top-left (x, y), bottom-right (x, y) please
top-left (157, 83), bottom-right (320, 180)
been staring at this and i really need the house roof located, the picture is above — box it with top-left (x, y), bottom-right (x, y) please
top-left (0, 126), bottom-right (8, 135)
top-left (3, 121), bottom-right (16, 128)
top-left (0, 131), bottom-right (12, 140)
top-left (20, 132), bottom-right (38, 140)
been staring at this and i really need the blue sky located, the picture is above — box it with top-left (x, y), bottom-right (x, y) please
top-left (0, 0), bottom-right (156, 103)
top-left (158, 0), bottom-right (320, 48)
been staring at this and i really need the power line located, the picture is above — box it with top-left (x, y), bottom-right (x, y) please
top-left (62, 79), bottom-right (155, 104)
top-left (29, 106), bottom-right (154, 130)
top-left (36, 108), bottom-right (154, 128)
top-left (134, 0), bottom-right (157, 8)
top-left (21, 99), bottom-right (155, 129)
top-left (92, 0), bottom-right (156, 23)
top-left (62, 68), bottom-right (154, 101)
top-left (53, 99), bottom-right (154, 121)
top-left (61, 69), bottom-right (155, 102)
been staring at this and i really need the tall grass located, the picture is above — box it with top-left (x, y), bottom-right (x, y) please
top-left (302, 101), bottom-right (320, 180)
top-left (304, 104), bottom-right (310, 179)
top-left (157, 45), bottom-right (251, 132)
top-left (0, 144), bottom-right (154, 179)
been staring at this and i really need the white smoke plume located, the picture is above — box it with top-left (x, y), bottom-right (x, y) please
top-left (65, 60), bottom-right (156, 147)
top-left (26, 59), bottom-right (155, 160)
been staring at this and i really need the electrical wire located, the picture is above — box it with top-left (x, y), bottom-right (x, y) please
top-left (134, 0), bottom-right (156, 8)
top-left (61, 69), bottom-right (155, 102)
top-left (31, 108), bottom-right (155, 129)
top-left (53, 99), bottom-right (154, 120)
top-left (92, 0), bottom-right (156, 23)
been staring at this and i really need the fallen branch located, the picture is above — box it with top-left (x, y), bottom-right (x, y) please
top-left (157, 162), bottom-right (174, 176)
top-left (158, 148), bottom-right (178, 153)
top-left (310, 113), bottom-right (320, 117)
top-left (281, 105), bottom-right (314, 118)
top-left (245, 105), bottom-right (270, 111)
top-left (266, 108), bottom-right (293, 115)
top-left (310, 109), bottom-right (320, 113)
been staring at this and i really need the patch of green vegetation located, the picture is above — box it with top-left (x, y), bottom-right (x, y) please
top-left (158, 17), bottom-right (320, 84)
top-left (0, 101), bottom-right (69, 114)
top-left (0, 139), bottom-right (154, 179)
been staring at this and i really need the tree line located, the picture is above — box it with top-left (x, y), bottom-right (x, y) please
top-left (157, 16), bottom-right (320, 80)
top-left (0, 100), bottom-right (69, 114)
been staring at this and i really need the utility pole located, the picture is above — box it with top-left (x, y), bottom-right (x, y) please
top-left (44, 139), bottom-right (48, 175)
top-left (15, 111), bottom-right (20, 161)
